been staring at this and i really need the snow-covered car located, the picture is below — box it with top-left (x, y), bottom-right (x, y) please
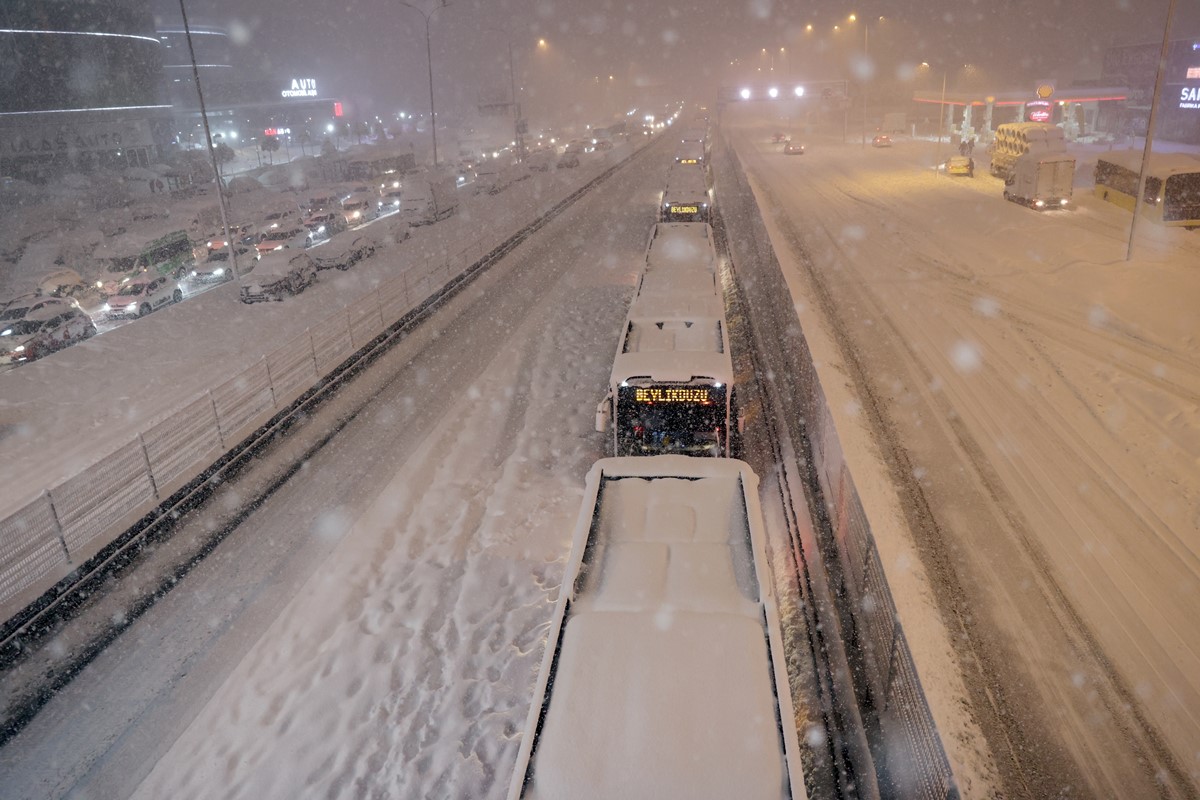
top-left (204, 223), bottom-right (257, 252)
top-left (191, 245), bottom-right (256, 282)
top-left (259, 207), bottom-right (301, 231)
top-left (102, 275), bottom-right (182, 318)
top-left (557, 153), bottom-right (581, 169)
top-left (37, 270), bottom-right (108, 315)
top-left (0, 294), bottom-right (72, 324)
top-left (302, 211), bottom-right (348, 240)
top-left (771, 131), bottom-right (788, 143)
top-left (312, 234), bottom-right (376, 271)
top-left (377, 188), bottom-right (404, 214)
top-left (341, 195), bottom-right (377, 226)
top-left (872, 134), bottom-right (893, 148)
top-left (946, 156), bottom-right (975, 177)
top-left (783, 142), bottom-right (805, 155)
top-left (240, 251), bottom-right (317, 303)
top-left (1, 305), bottom-right (96, 367)
top-left (256, 227), bottom-right (313, 254)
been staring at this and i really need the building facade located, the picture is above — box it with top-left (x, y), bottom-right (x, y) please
top-left (0, 0), bottom-right (170, 178)
top-left (1103, 38), bottom-right (1200, 144)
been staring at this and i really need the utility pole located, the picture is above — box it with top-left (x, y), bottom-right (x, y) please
top-left (1127, 0), bottom-right (1177, 261)
top-left (401, 1), bottom-right (448, 167)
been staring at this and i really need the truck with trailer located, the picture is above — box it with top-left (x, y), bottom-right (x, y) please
top-left (987, 122), bottom-right (1065, 181)
top-left (507, 456), bottom-right (806, 800)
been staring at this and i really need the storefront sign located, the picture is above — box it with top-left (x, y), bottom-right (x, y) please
top-left (1180, 86), bottom-right (1200, 110)
top-left (1026, 101), bottom-right (1052, 122)
top-left (281, 78), bottom-right (318, 98)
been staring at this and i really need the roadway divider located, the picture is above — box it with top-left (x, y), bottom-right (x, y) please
top-left (713, 132), bottom-right (960, 800)
top-left (0, 138), bottom-right (658, 632)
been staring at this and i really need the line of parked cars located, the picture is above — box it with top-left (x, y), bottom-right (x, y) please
top-left (1, 296), bottom-right (96, 368)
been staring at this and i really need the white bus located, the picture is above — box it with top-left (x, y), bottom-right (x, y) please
top-left (660, 169), bottom-right (712, 222)
top-left (642, 222), bottom-right (718, 276)
top-left (596, 313), bottom-right (734, 457)
top-left (507, 456), bottom-right (807, 800)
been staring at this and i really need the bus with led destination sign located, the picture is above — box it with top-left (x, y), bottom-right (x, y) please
top-left (634, 386), bottom-right (715, 404)
top-left (660, 167), bottom-right (711, 223)
top-left (597, 315), bottom-right (735, 458)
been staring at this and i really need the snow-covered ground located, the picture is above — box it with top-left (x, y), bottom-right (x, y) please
top-left (723, 112), bottom-right (1200, 796)
top-left (0, 141), bottom-right (671, 798)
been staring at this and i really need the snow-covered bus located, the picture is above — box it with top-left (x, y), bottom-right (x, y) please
top-left (507, 456), bottom-right (807, 800)
top-left (659, 168), bottom-right (712, 223)
top-left (595, 312), bottom-right (735, 457)
top-left (1093, 151), bottom-right (1200, 228)
top-left (642, 221), bottom-right (718, 277)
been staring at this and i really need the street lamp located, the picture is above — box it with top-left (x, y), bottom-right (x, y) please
top-left (848, 13), bottom-right (885, 147)
top-left (485, 27), bottom-right (526, 161)
top-left (399, 1), bottom-right (449, 167)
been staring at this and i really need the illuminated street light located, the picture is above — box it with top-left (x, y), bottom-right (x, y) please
top-left (794, 86), bottom-right (805, 97)
top-left (768, 87), bottom-right (779, 98)
top-left (740, 87), bottom-right (751, 100)
top-left (399, 0), bottom-right (450, 166)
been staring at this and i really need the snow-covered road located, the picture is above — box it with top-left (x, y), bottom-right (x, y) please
top-left (725, 114), bottom-right (1200, 797)
top-left (0, 144), bottom-right (669, 798)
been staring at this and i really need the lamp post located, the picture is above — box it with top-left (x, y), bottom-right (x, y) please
top-left (400, 1), bottom-right (448, 167)
top-left (848, 14), bottom-right (884, 148)
top-left (486, 28), bottom-right (524, 161)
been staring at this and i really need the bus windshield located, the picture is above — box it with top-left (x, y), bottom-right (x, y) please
top-left (616, 385), bottom-right (726, 456)
top-left (1164, 173), bottom-right (1200, 222)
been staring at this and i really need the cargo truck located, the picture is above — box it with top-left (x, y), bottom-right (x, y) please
top-left (1003, 152), bottom-right (1075, 210)
top-left (987, 122), bottom-right (1065, 181)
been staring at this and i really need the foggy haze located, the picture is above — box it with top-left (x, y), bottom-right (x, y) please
top-left (156, 0), bottom-right (1200, 122)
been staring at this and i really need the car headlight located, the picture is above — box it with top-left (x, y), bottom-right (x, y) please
top-left (318, 226), bottom-right (326, 233)
top-left (1059, 199), bottom-right (1069, 206)
top-left (1034, 200), bottom-right (1046, 208)
top-left (190, 270), bottom-right (198, 277)
top-left (125, 302), bottom-right (138, 311)
top-left (214, 268), bottom-right (225, 276)
top-left (274, 245), bottom-right (284, 251)
top-left (102, 303), bottom-right (111, 312)
top-left (14, 345), bottom-right (25, 353)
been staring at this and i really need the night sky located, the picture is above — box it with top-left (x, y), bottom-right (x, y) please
top-left (158, 0), bottom-right (1200, 122)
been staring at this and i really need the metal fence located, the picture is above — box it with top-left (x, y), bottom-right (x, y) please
top-left (0, 151), bottom-right (642, 625)
top-left (716, 135), bottom-right (958, 800)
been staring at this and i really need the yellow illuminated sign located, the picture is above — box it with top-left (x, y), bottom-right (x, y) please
top-left (634, 387), bottom-right (714, 404)
top-left (670, 205), bottom-right (700, 214)
top-left (679, 158), bottom-right (699, 164)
